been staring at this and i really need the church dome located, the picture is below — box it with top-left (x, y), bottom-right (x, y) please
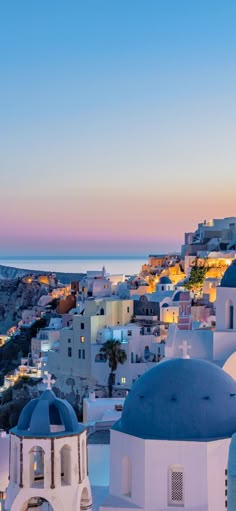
top-left (172, 291), bottom-right (181, 302)
top-left (13, 390), bottom-right (85, 437)
top-left (159, 276), bottom-right (172, 284)
top-left (113, 358), bottom-right (236, 441)
top-left (221, 260), bottom-right (236, 287)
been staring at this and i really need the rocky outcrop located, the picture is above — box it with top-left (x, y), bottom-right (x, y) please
top-left (0, 279), bottom-right (46, 334)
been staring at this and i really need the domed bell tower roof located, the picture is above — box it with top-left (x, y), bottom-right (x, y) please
top-left (12, 389), bottom-right (85, 437)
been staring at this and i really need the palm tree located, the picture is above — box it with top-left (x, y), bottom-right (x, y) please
top-left (99, 340), bottom-right (127, 397)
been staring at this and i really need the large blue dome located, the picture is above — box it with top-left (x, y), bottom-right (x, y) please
top-left (113, 358), bottom-right (236, 441)
top-left (221, 260), bottom-right (236, 287)
top-left (13, 390), bottom-right (85, 437)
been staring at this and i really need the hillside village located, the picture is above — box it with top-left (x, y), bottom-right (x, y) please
top-left (0, 217), bottom-right (236, 429)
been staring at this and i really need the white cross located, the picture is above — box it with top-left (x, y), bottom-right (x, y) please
top-left (43, 372), bottom-right (56, 390)
top-left (179, 340), bottom-right (191, 359)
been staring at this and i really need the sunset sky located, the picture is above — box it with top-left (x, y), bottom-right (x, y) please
top-left (1, 0), bottom-right (236, 255)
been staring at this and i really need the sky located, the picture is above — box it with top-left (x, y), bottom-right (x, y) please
top-left (1, 0), bottom-right (236, 256)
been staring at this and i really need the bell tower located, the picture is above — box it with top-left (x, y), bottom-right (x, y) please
top-left (5, 377), bottom-right (92, 511)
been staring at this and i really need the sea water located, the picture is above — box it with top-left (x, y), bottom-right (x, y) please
top-left (0, 256), bottom-right (147, 276)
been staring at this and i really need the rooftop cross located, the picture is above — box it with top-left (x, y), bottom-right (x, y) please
top-left (179, 340), bottom-right (191, 359)
top-left (43, 372), bottom-right (56, 390)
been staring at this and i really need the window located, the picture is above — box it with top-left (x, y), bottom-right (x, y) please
top-left (127, 330), bottom-right (132, 336)
top-left (12, 445), bottom-right (18, 484)
top-left (30, 446), bottom-right (45, 488)
top-left (95, 353), bottom-right (106, 362)
top-left (60, 445), bottom-right (71, 486)
top-left (121, 377), bottom-right (126, 384)
top-left (127, 307), bottom-right (130, 313)
top-left (225, 469), bottom-right (228, 508)
top-left (82, 440), bottom-right (86, 480)
top-left (229, 305), bottom-right (234, 329)
top-left (168, 465), bottom-right (184, 506)
top-left (82, 349), bottom-right (85, 359)
top-left (78, 349), bottom-right (81, 359)
top-left (68, 347), bottom-right (72, 357)
top-left (81, 322), bottom-right (84, 330)
top-left (68, 338), bottom-right (71, 343)
top-left (80, 336), bottom-right (85, 343)
top-left (226, 301), bottom-right (234, 330)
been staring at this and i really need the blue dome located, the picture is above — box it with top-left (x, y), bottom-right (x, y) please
top-left (172, 291), bottom-right (181, 302)
top-left (162, 303), bottom-right (169, 308)
top-left (221, 260), bottom-right (236, 287)
top-left (159, 276), bottom-right (172, 284)
top-left (13, 390), bottom-right (85, 437)
top-left (113, 359), bottom-right (236, 441)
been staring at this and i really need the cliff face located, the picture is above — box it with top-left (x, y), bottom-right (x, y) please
top-left (0, 264), bottom-right (85, 284)
top-left (0, 265), bottom-right (27, 280)
top-left (0, 279), bottom-right (46, 334)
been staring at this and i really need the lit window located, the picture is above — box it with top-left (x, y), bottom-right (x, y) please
top-left (80, 336), bottom-right (85, 343)
top-left (121, 377), bottom-right (126, 384)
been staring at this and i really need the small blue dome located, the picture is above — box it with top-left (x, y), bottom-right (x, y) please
top-left (162, 303), bottom-right (169, 308)
top-left (172, 291), bottom-right (181, 302)
top-left (159, 276), bottom-right (172, 284)
top-left (13, 390), bottom-right (85, 437)
top-left (113, 359), bottom-right (236, 441)
top-left (221, 260), bottom-right (236, 287)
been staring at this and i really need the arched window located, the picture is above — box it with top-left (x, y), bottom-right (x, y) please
top-left (168, 465), bottom-right (184, 507)
top-left (100, 308), bottom-right (105, 316)
top-left (121, 456), bottom-right (132, 497)
top-left (82, 439), bottom-right (86, 480)
top-left (60, 445), bottom-right (71, 485)
top-left (29, 446), bottom-right (45, 488)
top-left (226, 300), bottom-right (234, 330)
top-left (25, 498), bottom-right (54, 510)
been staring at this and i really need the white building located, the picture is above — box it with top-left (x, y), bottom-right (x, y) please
top-left (0, 431), bottom-right (9, 508)
top-left (165, 260), bottom-right (236, 373)
top-left (101, 358), bottom-right (236, 511)
top-left (91, 323), bottom-right (164, 389)
top-left (47, 297), bottom-right (134, 393)
top-left (4, 376), bottom-right (92, 511)
top-left (47, 299), bottom-right (165, 395)
top-left (83, 394), bottom-right (125, 425)
top-left (31, 318), bottom-right (63, 361)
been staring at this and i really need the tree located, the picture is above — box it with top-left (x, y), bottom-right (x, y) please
top-left (184, 257), bottom-right (208, 295)
top-left (99, 340), bottom-right (127, 397)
